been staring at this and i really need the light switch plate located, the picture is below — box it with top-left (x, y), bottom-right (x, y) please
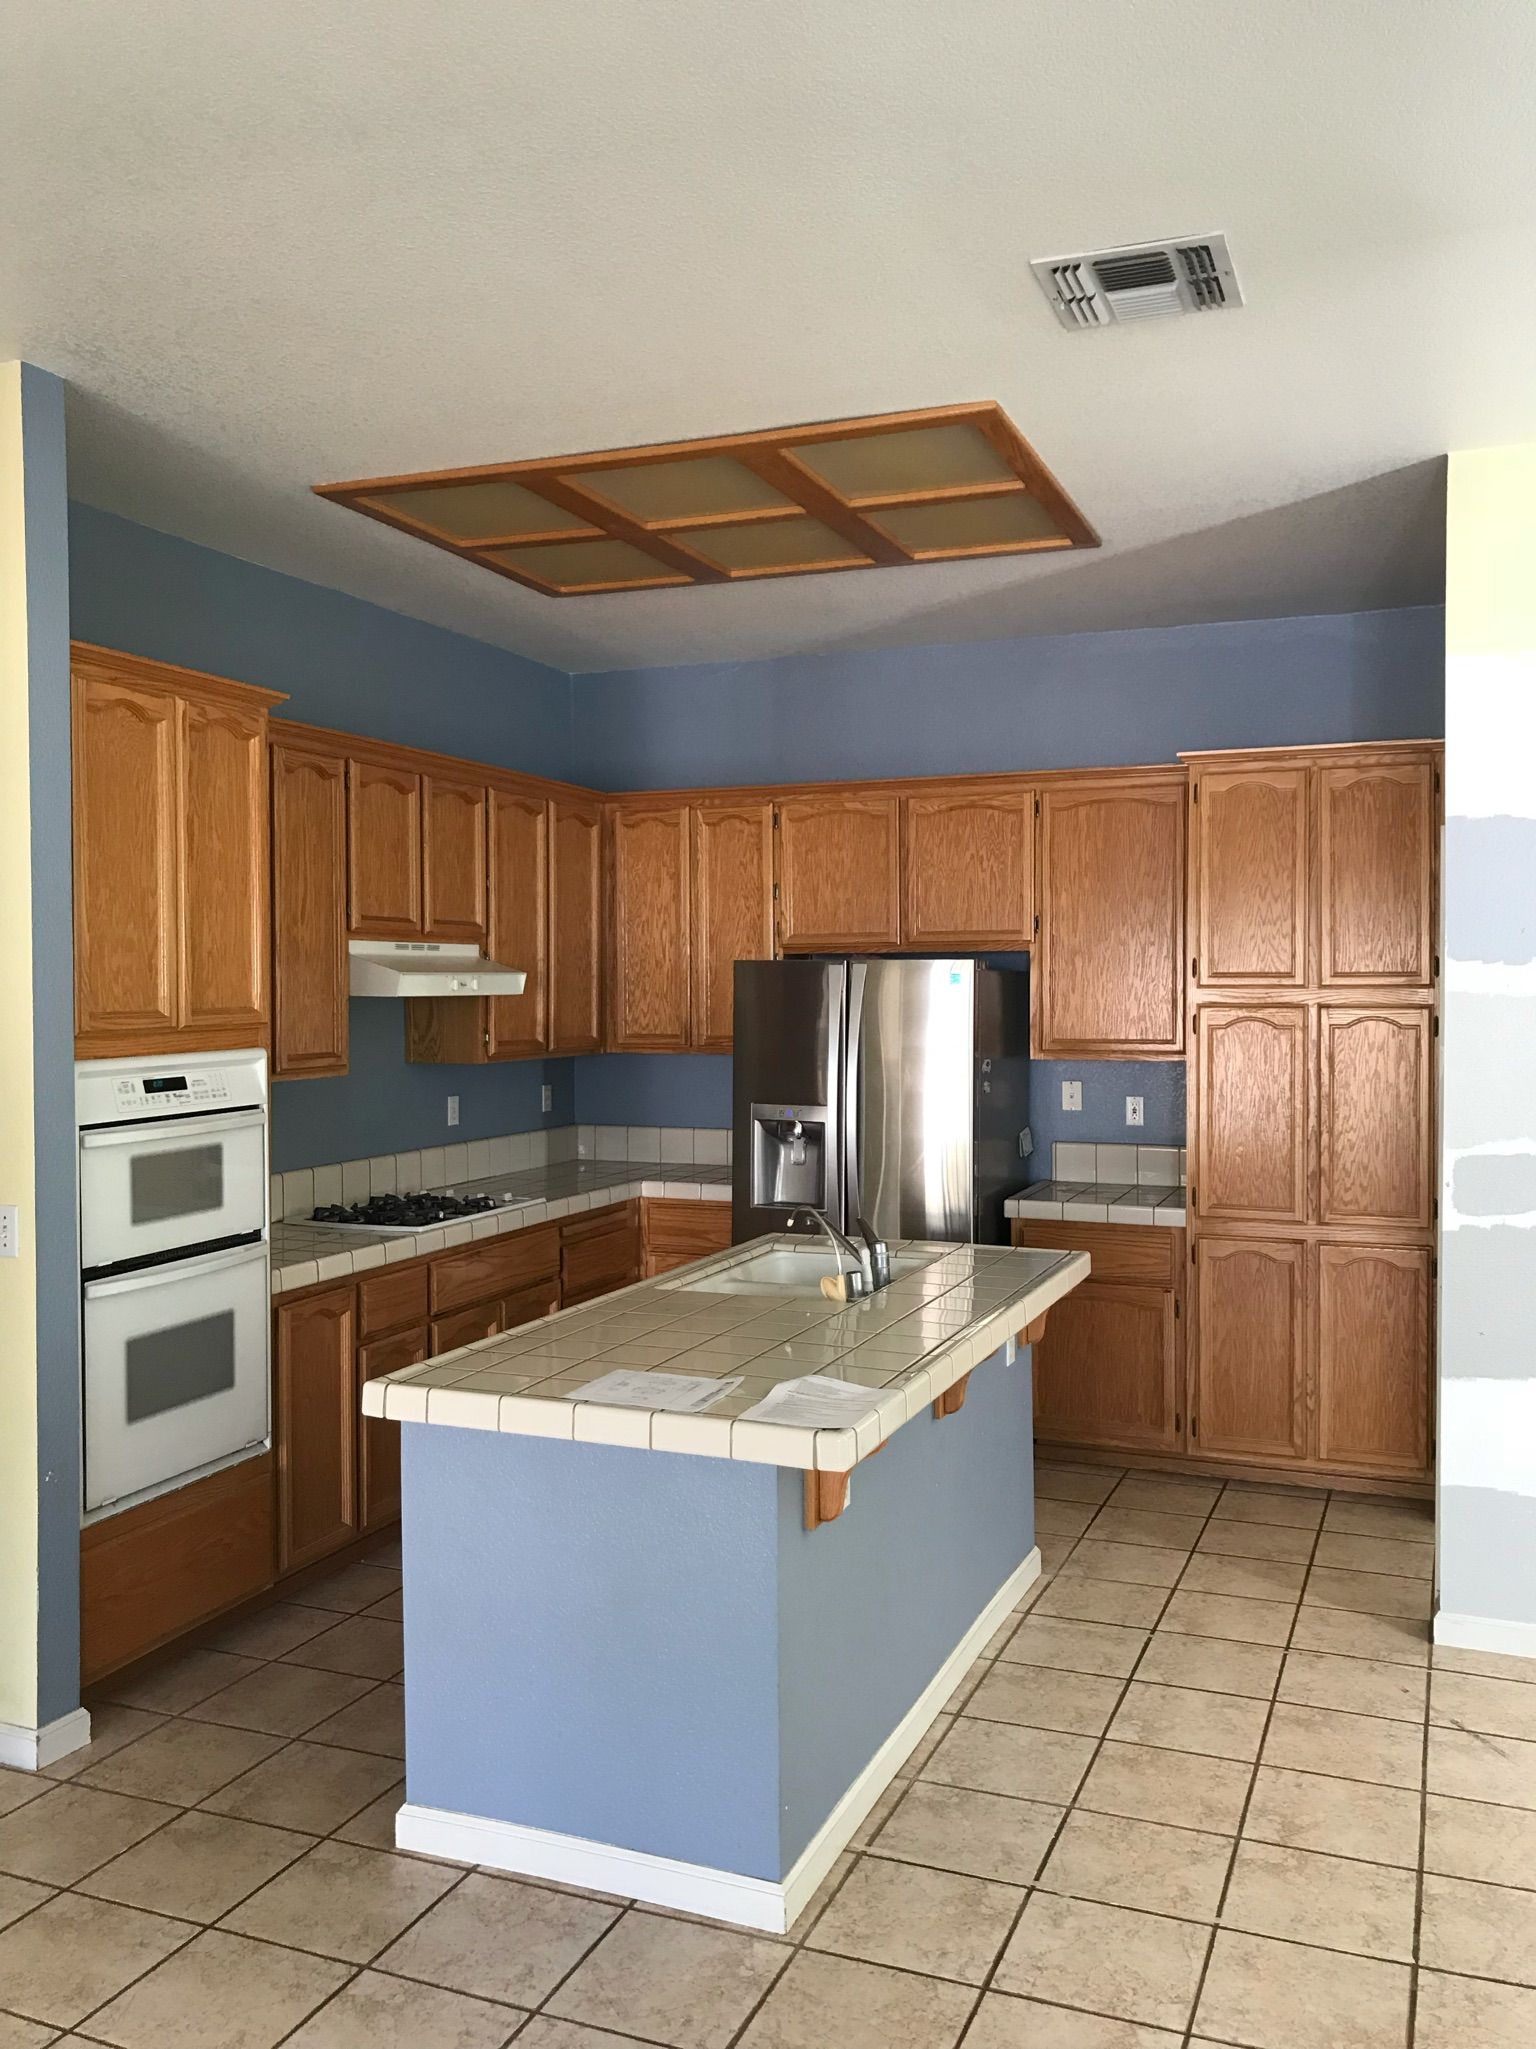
top-left (541, 1084), bottom-right (553, 1113)
top-left (446, 1095), bottom-right (460, 1127)
top-left (1061, 1080), bottom-right (1083, 1112)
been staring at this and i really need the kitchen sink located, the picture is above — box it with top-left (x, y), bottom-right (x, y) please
top-left (667, 1243), bottom-right (935, 1297)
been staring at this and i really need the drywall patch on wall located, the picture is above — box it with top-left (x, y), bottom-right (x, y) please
top-left (1441, 994), bottom-right (1536, 1149)
top-left (1449, 1151), bottom-right (1536, 1221)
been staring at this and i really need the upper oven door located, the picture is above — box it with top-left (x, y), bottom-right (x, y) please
top-left (79, 1107), bottom-right (267, 1272)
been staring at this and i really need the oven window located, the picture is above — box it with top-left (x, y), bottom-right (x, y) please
top-left (130, 1143), bottom-right (224, 1225)
top-left (125, 1311), bottom-right (236, 1422)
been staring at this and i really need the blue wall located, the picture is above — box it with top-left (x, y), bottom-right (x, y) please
top-left (574, 1052), bottom-right (733, 1130)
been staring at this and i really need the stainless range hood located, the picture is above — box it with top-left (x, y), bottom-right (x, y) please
top-left (348, 941), bottom-right (528, 998)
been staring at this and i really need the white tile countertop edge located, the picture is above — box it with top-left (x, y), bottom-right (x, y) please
top-left (361, 1237), bottom-right (1091, 1474)
top-left (1005, 1180), bottom-right (1187, 1228)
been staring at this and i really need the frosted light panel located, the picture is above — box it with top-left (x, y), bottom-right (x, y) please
top-left (793, 424), bottom-right (1020, 499)
top-left (874, 493), bottom-right (1064, 553)
top-left (365, 480), bottom-right (590, 541)
top-left (484, 537), bottom-right (680, 588)
top-left (687, 517), bottom-right (867, 572)
top-left (572, 457), bottom-right (794, 523)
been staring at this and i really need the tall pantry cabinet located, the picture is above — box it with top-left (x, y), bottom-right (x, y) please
top-left (1183, 743), bottom-right (1440, 1480)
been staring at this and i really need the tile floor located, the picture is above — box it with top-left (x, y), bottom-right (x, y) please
top-left (0, 1470), bottom-right (1531, 2047)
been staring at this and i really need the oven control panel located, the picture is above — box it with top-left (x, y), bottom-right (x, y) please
top-left (76, 1049), bottom-right (267, 1130)
top-left (113, 1073), bottom-right (230, 1108)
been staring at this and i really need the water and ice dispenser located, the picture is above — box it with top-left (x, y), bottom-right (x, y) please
top-left (748, 1103), bottom-right (830, 1213)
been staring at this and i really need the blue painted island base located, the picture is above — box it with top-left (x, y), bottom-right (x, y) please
top-left (393, 1343), bottom-right (1039, 1931)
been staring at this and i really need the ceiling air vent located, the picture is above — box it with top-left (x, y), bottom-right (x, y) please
top-left (1032, 234), bottom-right (1242, 331)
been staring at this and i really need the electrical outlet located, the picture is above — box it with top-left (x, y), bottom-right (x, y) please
top-left (541, 1084), bottom-right (553, 1113)
top-left (1061, 1080), bottom-right (1083, 1112)
top-left (0, 1205), bottom-right (18, 1258)
top-left (1005, 1335), bottom-right (1017, 1366)
top-left (446, 1095), bottom-right (460, 1127)
top-left (1126, 1095), bottom-right (1145, 1127)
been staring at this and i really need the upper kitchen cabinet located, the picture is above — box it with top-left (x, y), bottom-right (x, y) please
top-left (347, 756), bottom-right (422, 937)
top-left (902, 786), bottom-right (1033, 949)
top-left (691, 801), bottom-right (775, 1049)
top-left (608, 802), bottom-right (692, 1050)
top-left (550, 796), bottom-right (604, 1052)
top-left (72, 645), bottom-right (283, 1057)
top-left (1034, 773), bottom-right (1185, 1057)
top-left (270, 735), bottom-right (348, 1078)
top-left (775, 793), bottom-right (901, 952)
top-left (422, 773), bottom-right (488, 942)
top-left (486, 787), bottom-right (550, 1058)
top-left (1318, 756), bottom-right (1438, 989)
top-left (1190, 763), bottom-right (1309, 989)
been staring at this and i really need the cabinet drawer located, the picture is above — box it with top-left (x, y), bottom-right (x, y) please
top-left (561, 1205), bottom-right (640, 1298)
top-left (1009, 1219), bottom-right (1177, 1286)
top-left (430, 1226), bottom-right (559, 1313)
top-left (358, 1264), bottom-right (430, 1337)
top-left (431, 1300), bottom-right (504, 1355)
top-left (645, 1198), bottom-right (732, 1258)
top-left (503, 1278), bottom-right (560, 1333)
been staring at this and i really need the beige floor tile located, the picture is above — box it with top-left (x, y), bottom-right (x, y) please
top-left (1038, 1536), bottom-right (1081, 1576)
top-left (784, 1851), bottom-right (853, 1938)
top-left (1244, 1764), bottom-right (1421, 1868)
top-left (1133, 1633), bottom-right (1281, 1700)
top-left (1210, 1488), bottom-right (1325, 1530)
top-left (1087, 1509), bottom-right (1204, 1552)
top-left (1424, 1791), bottom-right (1536, 1888)
top-left (1279, 1648), bottom-right (1428, 1722)
top-left (207, 1602), bottom-right (340, 1661)
top-left (1311, 1530), bottom-right (1433, 1578)
top-left (1077, 1741), bottom-right (1253, 1834)
top-left (222, 1838), bottom-right (462, 1962)
top-left (549, 1907), bottom-right (786, 2042)
top-left (306, 1683), bottom-right (405, 1758)
top-left (964, 1662), bottom-right (1122, 1736)
top-left (871, 1779), bottom-right (1061, 1884)
top-left (924, 1716), bottom-right (1095, 1803)
top-left (86, 1927), bottom-right (349, 2048)
top-left (185, 1664), bottom-right (377, 1739)
top-left (999, 1615), bottom-right (1147, 1679)
top-left (943, 1657), bottom-right (992, 1714)
top-left (0, 2010), bottom-right (56, 2047)
top-left (1420, 1870), bottom-right (1536, 1984)
top-left (1107, 1477), bottom-right (1221, 1517)
top-left (1288, 1604), bottom-right (1429, 1666)
top-left (1427, 1725), bottom-right (1536, 1809)
top-left (1193, 1929), bottom-right (1409, 2049)
top-left (995, 1893), bottom-right (1207, 2031)
top-left (897, 1713), bottom-right (953, 1780)
top-left (76, 1809), bottom-right (313, 1920)
top-left (290, 1564), bottom-right (402, 1615)
top-left (0, 1872), bottom-right (53, 1931)
top-left (377, 1871), bottom-right (618, 2007)
top-left (1321, 1496), bottom-right (1433, 1541)
top-left (1034, 1578), bottom-right (1167, 1630)
top-left (962, 1993), bottom-right (1182, 2047)
top-left (1108, 1682), bottom-right (1268, 1763)
top-left (1178, 1552), bottom-right (1307, 1602)
top-left (1432, 1668), bottom-right (1536, 1741)
top-left (1434, 1643), bottom-right (1536, 1683)
top-left (0, 1782), bottom-right (177, 1886)
top-left (806, 1853), bottom-right (1021, 1985)
top-left (201, 1741), bottom-right (401, 1833)
top-left (1304, 1566), bottom-right (1431, 1621)
top-left (1036, 1464), bottom-right (1122, 1504)
top-left (516, 2020), bottom-right (669, 2049)
top-left (282, 1968), bottom-right (524, 2048)
top-left (1414, 1969), bottom-right (1536, 2049)
top-left (282, 1617), bottom-right (405, 1681)
top-left (1039, 1808), bottom-right (1230, 1921)
top-left (329, 1788), bottom-right (410, 1852)
top-left (364, 1535), bottom-right (402, 1569)
top-left (1195, 1518), bottom-right (1316, 1564)
top-left (1035, 1500), bottom-right (1097, 1539)
top-left (1263, 1701), bottom-right (1423, 1789)
top-left (1156, 1590), bottom-right (1295, 1648)
top-left (39, 1705), bottom-right (166, 1783)
top-left (80, 1718), bottom-right (285, 1806)
top-left (735, 1946), bottom-right (973, 2049)
top-left (0, 1891), bottom-right (196, 2029)
top-left (96, 1647), bottom-right (266, 1716)
top-left (365, 1588), bottom-right (405, 1622)
top-left (1059, 1539), bottom-right (1188, 1588)
top-left (1220, 1838), bottom-right (1415, 1960)
top-left (850, 1781), bottom-right (904, 1849)
top-left (0, 1768), bottom-right (49, 1819)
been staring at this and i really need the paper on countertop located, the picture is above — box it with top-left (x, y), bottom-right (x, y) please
top-left (738, 1374), bottom-right (880, 1429)
top-left (562, 1370), bottom-right (743, 1413)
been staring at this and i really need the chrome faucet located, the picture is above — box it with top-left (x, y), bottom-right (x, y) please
top-left (789, 1209), bottom-right (892, 1294)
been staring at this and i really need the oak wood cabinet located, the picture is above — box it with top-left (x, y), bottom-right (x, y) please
top-left (550, 797), bottom-right (604, 1052)
top-left (1318, 758), bottom-right (1436, 988)
top-left (609, 804), bottom-right (692, 1049)
top-left (1318, 1008), bottom-right (1433, 1230)
top-left (357, 1325), bottom-right (423, 1530)
top-left (691, 802), bottom-right (775, 1050)
top-left (1191, 763), bottom-right (1309, 988)
top-left (274, 1285), bottom-right (358, 1572)
top-left (422, 773), bottom-right (488, 942)
top-left (1315, 1243), bottom-right (1431, 1475)
top-left (776, 794), bottom-right (901, 951)
top-left (347, 757), bottom-right (422, 937)
top-left (1190, 1236), bottom-right (1308, 1465)
top-left (1034, 775), bottom-right (1185, 1057)
top-left (488, 789), bottom-right (551, 1056)
top-left (180, 696), bottom-right (271, 1039)
top-left (643, 1198), bottom-right (733, 1278)
top-left (1192, 1005), bottom-right (1310, 1226)
top-left (902, 788), bottom-right (1034, 949)
top-left (560, 1202), bottom-right (642, 1304)
top-left (271, 738), bottom-right (348, 1078)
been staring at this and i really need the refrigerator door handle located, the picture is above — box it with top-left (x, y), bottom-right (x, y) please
top-left (843, 960), bottom-right (866, 1233)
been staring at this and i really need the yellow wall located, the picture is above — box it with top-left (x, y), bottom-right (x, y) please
top-left (1446, 444), bottom-right (1536, 657)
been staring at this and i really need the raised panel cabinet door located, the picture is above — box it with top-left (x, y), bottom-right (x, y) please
top-left (180, 698), bottom-right (270, 1035)
top-left (488, 790), bottom-right (549, 1057)
top-left (347, 758), bottom-right (423, 937)
top-left (1318, 758), bottom-right (1437, 987)
top-left (1194, 1006), bottom-right (1309, 1225)
top-left (1192, 764), bottom-right (1309, 987)
top-left (502, 1278), bottom-right (560, 1332)
top-left (357, 1324), bottom-right (426, 1531)
top-left (609, 804), bottom-right (691, 1049)
top-left (1191, 1237), bottom-right (1307, 1462)
top-left (1316, 1243), bottom-right (1430, 1475)
top-left (901, 788), bottom-right (1034, 948)
top-left (430, 1299), bottom-right (505, 1354)
top-left (775, 795), bottom-right (901, 951)
top-left (422, 774), bottom-right (488, 942)
top-left (1035, 779), bottom-right (1185, 1055)
top-left (72, 670), bottom-right (180, 1044)
top-left (1032, 1282), bottom-right (1180, 1454)
top-left (549, 798), bottom-right (603, 1053)
top-left (691, 803), bottom-right (775, 1050)
top-left (1320, 1008), bottom-right (1433, 1230)
top-left (275, 1287), bottom-right (358, 1572)
top-left (271, 744), bottom-right (349, 1078)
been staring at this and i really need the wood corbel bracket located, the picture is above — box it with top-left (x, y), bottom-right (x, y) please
top-left (1021, 1312), bottom-right (1049, 1346)
top-left (803, 1469), bottom-right (851, 1530)
top-left (930, 1371), bottom-right (972, 1421)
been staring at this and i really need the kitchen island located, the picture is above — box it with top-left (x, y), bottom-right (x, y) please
top-left (364, 1234), bottom-right (1089, 1930)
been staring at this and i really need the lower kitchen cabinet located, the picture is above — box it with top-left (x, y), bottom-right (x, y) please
top-left (431, 1298), bottom-right (505, 1355)
top-left (644, 1198), bottom-right (733, 1277)
top-left (1315, 1242), bottom-right (1431, 1476)
top-left (561, 1202), bottom-right (642, 1303)
top-left (1189, 1236), bottom-right (1308, 1465)
top-left (275, 1285), bottom-right (358, 1572)
top-left (357, 1325), bottom-right (424, 1530)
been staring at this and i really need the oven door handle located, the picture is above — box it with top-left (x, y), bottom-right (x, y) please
top-left (79, 1108), bottom-right (267, 1150)
top-left (83, 1241), bottom-right (268, 1299)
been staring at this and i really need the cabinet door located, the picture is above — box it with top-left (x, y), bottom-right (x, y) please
top-left (1032, 1282), bottom-right (1180, 1454)
top-left (487, 790), bottom-right (549, 1057)
top-left (776, 795), bottom-right (901, 951)
top-left (270, 743), bottom-right (348, 1078)
top-left (1192, 764), bottom-right (1309, 988)
top-left (1035, 779), bottom-right (1184, 1055)
top-left (609, 805), bottom-right (691, 1050)
top-left (1320, 1008), bottom-right (1433, 1230)
top-left (275, 1287), bottom-right (358, 1572)
top-left (1318, 759), bottom-right (1436, 988)
top-left (561, 1205), bottom-right (642, 1301)
top-left (1193, 1006), bottom-right (1309, 1225)
top-left (1316, 1244), bottom-right (1430, 1476)
top-left (549, 798), bottom-right (603, 1053)
top-left (1191, 1237), bottom-right (1307, 1462)
top-left (348, 759), bottom-right (423, 937)
top-left (902, 788), bottom-right (1033, 948)
top-left (72, 671), bottom-right (180, 1045)
top-left (357, 1324), bottom-right (425, 1531)
top-left (180, 697), bottom-right (270, 1036)
top-left (692, 803), bottom-right (775, 1050)
top-left (422, 774), bottom-right (488, 941)
top-left (431, 1299), bottom-right (504, 1355)
top-left (502, 1278), bottom-right (560, 1333)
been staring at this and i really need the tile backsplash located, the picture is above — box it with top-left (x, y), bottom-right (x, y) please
top-left (1050, 1141), bottom-right (1187, 1187)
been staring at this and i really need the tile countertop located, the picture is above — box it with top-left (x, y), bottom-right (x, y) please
top-left (269, 1159), bottom-right (731, 1295)
top-left (1005, 1179), bottom-right (1187, 1227)
top-left (361, 1237), bottom-right (1090, 1474)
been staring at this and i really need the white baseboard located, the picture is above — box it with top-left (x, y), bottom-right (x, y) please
top-left (398, 1545), bottom-right (1042, 1933)
top-left (1434, 1610), bottom-right (1536, 1663)
top-left (0, 1706), bottom-right (92, 1772)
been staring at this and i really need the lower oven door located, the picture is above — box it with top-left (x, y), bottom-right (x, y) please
top-left (82, 1239), bottom-right (271, 1516)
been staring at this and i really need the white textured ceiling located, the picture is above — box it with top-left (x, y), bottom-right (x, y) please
top-left (4, 2), bottom-right (1530, 673)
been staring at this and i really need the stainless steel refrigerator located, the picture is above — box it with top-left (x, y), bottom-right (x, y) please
top-left (731, 958), bottom-right (1031, 1247)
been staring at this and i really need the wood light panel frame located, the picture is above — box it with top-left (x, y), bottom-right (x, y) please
top-left (314, 404), bottom-right (1098, 597)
